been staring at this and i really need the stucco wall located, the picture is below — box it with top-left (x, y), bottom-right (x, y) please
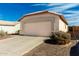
top-left (0, 23), bottom-right (20, 34)
top-left (53, 16), bottom-right (59, 32)
top-left (20, 13), bottom-right (68, 36)
top-left (14, 23), bottom-right (20, 31)
top-left (20, 13), bottom-right (55, 36)
top-left (20, 13), bottom-right (55, 23)
top-left (0, 26), bottom-right (15, 34)
top-left (59, 18), bottom-right (68, 32)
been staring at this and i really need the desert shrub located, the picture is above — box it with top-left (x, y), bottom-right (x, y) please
top-left (0, 30), bottom-right (8, 37)
top-left (50, 31), bottom-right (71, 45)
top-left (15, 30), bottom-right (20, 35)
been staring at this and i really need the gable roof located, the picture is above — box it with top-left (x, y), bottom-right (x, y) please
top-left (58, 15), bottom-right (68, 25)
top-left (18, 11), bottom-right (68, 25)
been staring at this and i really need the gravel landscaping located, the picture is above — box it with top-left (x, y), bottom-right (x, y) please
top-left (23, 40), bottom-right (77, 56)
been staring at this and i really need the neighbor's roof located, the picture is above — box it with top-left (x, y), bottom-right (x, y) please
top-left (0, 20), bottom-right (19, 26)
top-left (18, 11), bottom-right (68, 25)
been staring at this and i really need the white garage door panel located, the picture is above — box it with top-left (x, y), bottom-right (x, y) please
top-left (24, 21), bottom-right (52, 36)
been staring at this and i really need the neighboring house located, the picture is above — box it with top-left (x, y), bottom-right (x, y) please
top-left (19, 11), bottom-right (68, 36)
top-left (0, 20), bottom-right (20, 34)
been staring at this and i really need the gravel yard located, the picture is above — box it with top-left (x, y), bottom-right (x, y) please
top-left (24, 40), bottom-right (77, 56)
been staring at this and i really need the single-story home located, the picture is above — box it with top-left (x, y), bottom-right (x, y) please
top-left (0, 20), bottom-right (20, 34)
top-left (19, 11), bottom-right (68, 36)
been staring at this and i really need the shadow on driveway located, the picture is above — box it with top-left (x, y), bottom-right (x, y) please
top-left (70, 42), bottom-right (79, 56)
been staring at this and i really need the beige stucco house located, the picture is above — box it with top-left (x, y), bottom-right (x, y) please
top-left (0, 20), bottom-right (20, 34)
top-left (19, 11), bottom-right (68, 36)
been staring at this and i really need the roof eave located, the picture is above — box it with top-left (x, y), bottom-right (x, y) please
top-left (18, 11), bottom-right (68, 25)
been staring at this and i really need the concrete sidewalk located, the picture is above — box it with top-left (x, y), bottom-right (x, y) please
top-left (0, 35), bottom-right (47, 56)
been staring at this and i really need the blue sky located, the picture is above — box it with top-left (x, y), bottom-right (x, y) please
top-left (0, 3), bottom-right (79, 26)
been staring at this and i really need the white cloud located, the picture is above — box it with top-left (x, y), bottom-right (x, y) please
top-left (31, 3), bottom-right (79, 26)
top-left (64, 11), bottom-right (79, 21)
top-left (63, 10), bottom-right (79, 14)
top-left (32, 4), bottom-right (47, 6)
top-left (47, 4), bottom-right (79, 12)
top-left (47, 3), bottom-right (65, 6)
top-left (64, 13), bottom-right (78, 18)
top-left (67, 17), bottom-right (79, 21)
top-left (65, 14), bottom-right (79, 23)
top-left (69, 21), bottom-right (79, 26)
top-left (32, 3), bottom-right (65, 7)
top-left (47, 4), bottom-right (79, 26)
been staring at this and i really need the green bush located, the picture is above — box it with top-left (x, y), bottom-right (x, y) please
top-left (50, 31), bottom-right (71, 44)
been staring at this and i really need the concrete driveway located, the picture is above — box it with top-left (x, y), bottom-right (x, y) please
top-left (0, 35), bottom-right (47, 56)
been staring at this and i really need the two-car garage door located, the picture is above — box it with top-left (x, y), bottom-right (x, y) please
top-left (23, 21), bottom-right (52, 36)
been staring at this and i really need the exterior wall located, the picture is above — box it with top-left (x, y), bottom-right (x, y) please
top-left (0, 26), bottom-right (15, 34)
top-left (14, 23), bottom-right (20, 31)
top-left (20, 22), bottom-right (24, 34)
top-left (20, 13), bottom-right (68, 36)
top-left (59, 18), bottom-right (68, 32)
top-left (20, 13), bottom-right (55, 36)
top-left (0, 23), bottom-right (20, 34)
top-left (20, 13), bottom-right (55, 23)
top-left (53, 16), bottom-right (59, 32)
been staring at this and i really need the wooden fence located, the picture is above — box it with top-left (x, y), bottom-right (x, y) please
top-left (69, 26), bottom-right (79, 39)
